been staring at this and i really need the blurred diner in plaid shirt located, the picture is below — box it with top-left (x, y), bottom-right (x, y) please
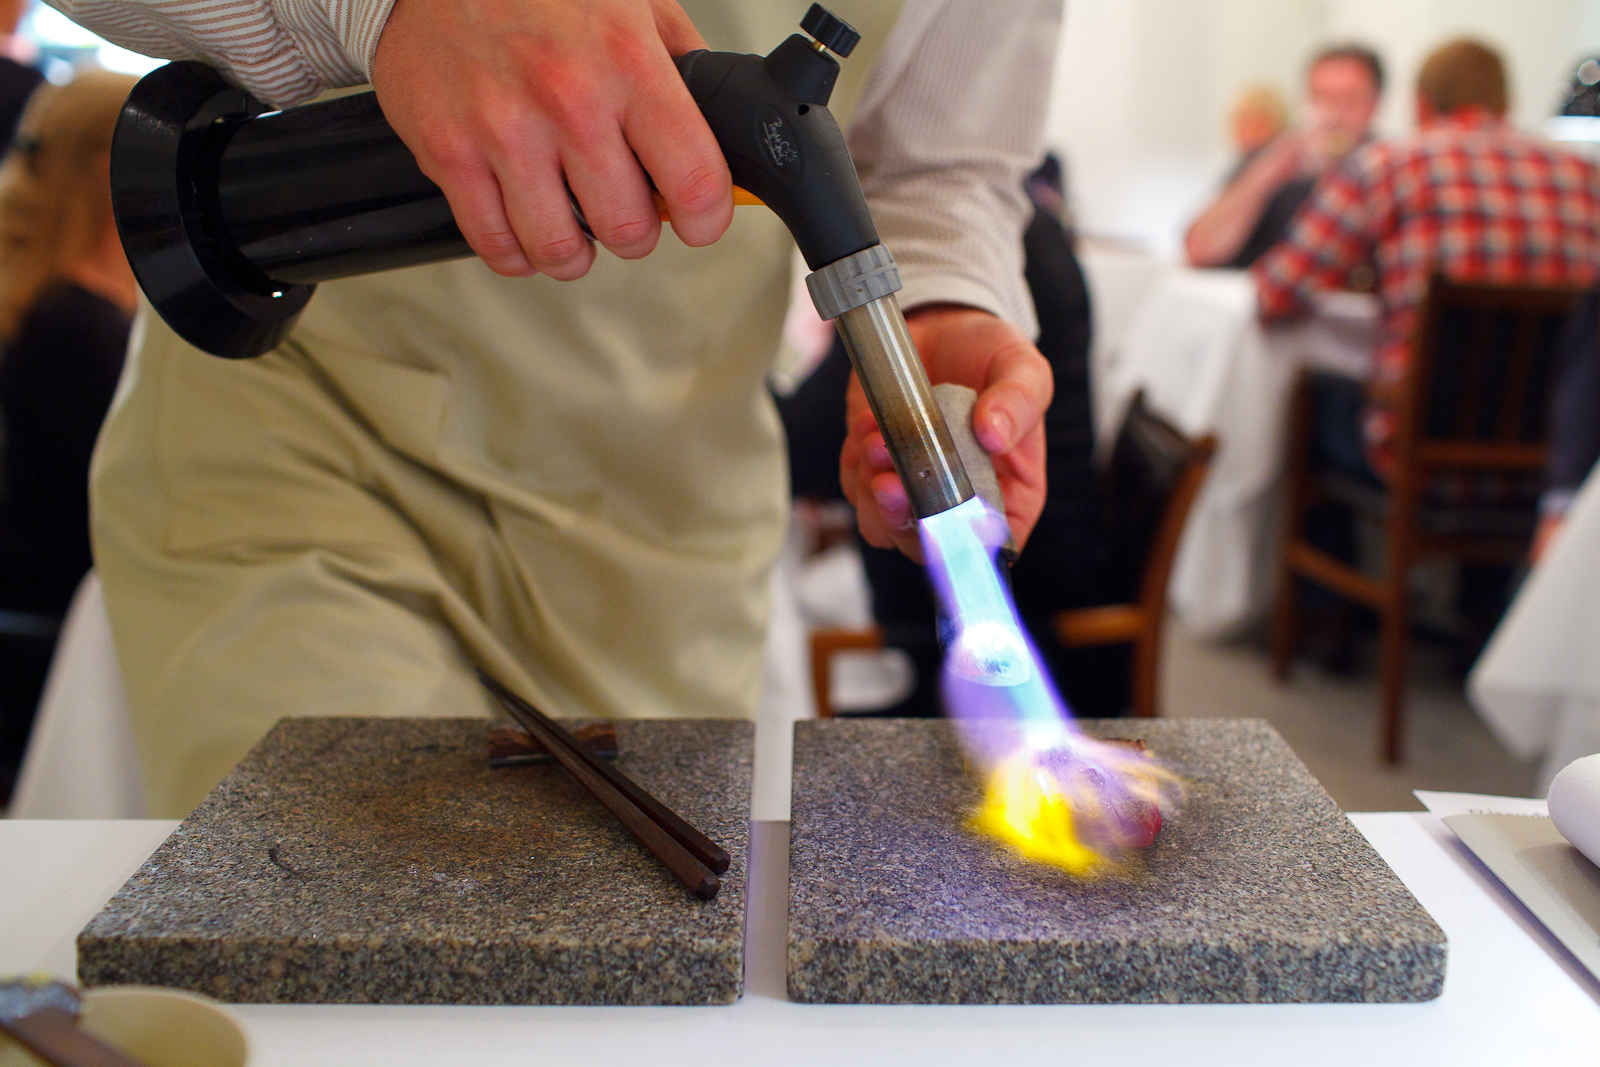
top-left (1254, 39), bottom-right (1600, 477)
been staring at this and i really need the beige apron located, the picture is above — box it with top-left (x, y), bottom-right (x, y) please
top-left (91, 0), bottom-right (900, 816)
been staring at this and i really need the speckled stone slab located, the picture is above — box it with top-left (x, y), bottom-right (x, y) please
top-left (788, 717), bottom-right (1446, 1004)
top-left (78, 717), bottom-right (751, 1005)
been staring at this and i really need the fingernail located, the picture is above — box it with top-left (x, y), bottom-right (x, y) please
top-left (988, 413), bottom-right (1013, 449)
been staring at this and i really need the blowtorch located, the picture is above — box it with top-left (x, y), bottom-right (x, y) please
top-left (109, 3), bottom-right (978, 526)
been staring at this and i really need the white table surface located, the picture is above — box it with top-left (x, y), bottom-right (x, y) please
top-left (1472, 466), bottom-right (1600, 793)
top-left (3, 813), bottom-right (1596, 1066)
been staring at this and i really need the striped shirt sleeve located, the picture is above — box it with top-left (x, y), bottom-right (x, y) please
top-left (848, 0), bottom-right (1062, 339)
top-left (42, 0), bottom-right (395, 106)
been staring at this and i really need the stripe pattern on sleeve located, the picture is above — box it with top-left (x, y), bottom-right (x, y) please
top-left (848, 0), bottom-right (1062, 338)
top-left (44, 0), bottom-right (394, 106)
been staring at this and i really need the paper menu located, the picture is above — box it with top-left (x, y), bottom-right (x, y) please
top-left (1444, 812), bottom-right (1600, 983)
top-left (1414, 790), bottom-right (1548, 818)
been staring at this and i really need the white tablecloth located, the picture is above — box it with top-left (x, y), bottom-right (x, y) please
top-left (9, 573), bottom-right (145, 819)
top-left (3, 814), bottom-right (1595, 1065)
top-left (1078, 245), bottom-right (1167, 444)
top-left (1471, 469), bottom-right (1600, 793)
top-left (1093, 268), bottom-right (1379, 636)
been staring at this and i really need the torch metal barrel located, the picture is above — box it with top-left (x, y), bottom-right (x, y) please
top-left (806, 244), bottom-right (975, 519)
top-left (834, 294), bottom-right (974, 518)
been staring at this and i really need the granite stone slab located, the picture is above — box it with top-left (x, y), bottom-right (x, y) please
top-left (79, 717), bottom-right (751, 1005)
top-left (788, 717), bottom-right (1446, 1004)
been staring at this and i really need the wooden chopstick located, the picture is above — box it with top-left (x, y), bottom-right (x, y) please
top-left (480, 672), bottom-right (730, 874)
top-left (2, 1005), bottom-right (154, 1067)
top-left (479, 672), bottom-right (724, 899)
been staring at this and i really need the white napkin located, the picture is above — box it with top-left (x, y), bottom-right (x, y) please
top-left (1549, 754), bottom-right (1600, 869)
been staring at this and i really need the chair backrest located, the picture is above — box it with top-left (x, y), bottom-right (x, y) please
top-left (1404, 275), bottom-right (1587, 465)
top-left (1101, 391), bottom-right (1217, 607)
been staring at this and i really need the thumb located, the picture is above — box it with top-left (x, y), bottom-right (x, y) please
top-left (972, 371), bottom-right (1050, 456)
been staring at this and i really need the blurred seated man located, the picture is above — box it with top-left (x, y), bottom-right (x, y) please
top-left (1256, 39), bottom-right (1600, 661)
top-left (1257, 38), bottom-right (1600, 478)
top-left (1186, 44), bottom-right (1383, 269)
top-left (1531, 285), bottom-right (1600, 563)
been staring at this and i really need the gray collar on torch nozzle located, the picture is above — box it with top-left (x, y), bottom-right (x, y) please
top-left (805, 246), bottom-right (978, 522)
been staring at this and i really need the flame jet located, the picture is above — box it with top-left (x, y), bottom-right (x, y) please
top-left (918, 497), bottom-right (1179, 874)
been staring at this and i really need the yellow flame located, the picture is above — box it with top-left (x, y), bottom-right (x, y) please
top-left (971, 740), bottom-right (1181, 876)
top-left (973, 752), bottom-right (1103, 874)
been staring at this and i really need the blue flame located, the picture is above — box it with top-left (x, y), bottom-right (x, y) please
top-left (917, 496), bottom-right (1071, 751)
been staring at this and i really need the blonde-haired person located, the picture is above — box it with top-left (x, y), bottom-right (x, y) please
top-left (1229, 84), bottom-right (1288, 157)
top-left (0, 68), bottom-right (138, 801)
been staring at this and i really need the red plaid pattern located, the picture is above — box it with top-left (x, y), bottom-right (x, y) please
top-left (1256, 115), bottom-right (1600, 387)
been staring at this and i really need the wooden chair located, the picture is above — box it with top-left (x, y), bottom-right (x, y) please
top-left (810, 393), bottom-right (1215, 719)
top-left (1269, 275), bottom-right (1586, 763)
top-left (1055, 393), bottom-right (1216, 717)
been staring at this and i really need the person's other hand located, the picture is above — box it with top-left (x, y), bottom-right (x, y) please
top-left (841, 306), bottom-right (1051, 561)
top-left (371, 0), bottom-right (733, 280)
top-left (1301, 123), bottom-right (1357, 170)
top-left (1251, 131), bottom-right (1313, 186)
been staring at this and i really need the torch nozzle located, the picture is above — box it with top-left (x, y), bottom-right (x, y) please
top-left (807, 244), bottom-right (975, 521)
top-left (807, 246), bottom-right (1029, 685)
top-left (833, 293), bottom-right (975, 519)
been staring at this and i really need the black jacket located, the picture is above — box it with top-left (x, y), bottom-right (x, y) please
top-left (0, 284), bottom-right (131, 615)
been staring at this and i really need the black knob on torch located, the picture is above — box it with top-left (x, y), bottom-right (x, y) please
top-left (800, 3), bottom-right (862, 57)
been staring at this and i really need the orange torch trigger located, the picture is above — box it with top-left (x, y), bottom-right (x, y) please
top-left (569, 186), bottom-right (765, 242)
top-left (652, 187), bottom-right (766, 219)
